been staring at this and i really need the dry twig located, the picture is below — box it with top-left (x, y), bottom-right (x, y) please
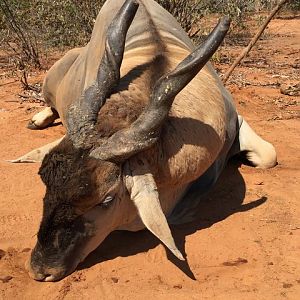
top-left (222, 0), bottom-right (290, 84)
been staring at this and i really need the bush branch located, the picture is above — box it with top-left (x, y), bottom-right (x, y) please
top-left (222, 0), bottom-right (290, 84)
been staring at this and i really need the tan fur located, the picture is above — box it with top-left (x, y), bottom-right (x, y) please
top-left (124, 156), bottom-right (184, 260)
top-left (22, 0), bottom-right (278, 281)
top-left (28, 48), bottom-right (82, 128)
top-left (24, 0), bottom-right (276, 206)
top-left (23, 0), bottom-right (276, 194)
top-left (238, 116), bottom-right (277, 168)
top-left (8, 137), bottom-right (64, 163)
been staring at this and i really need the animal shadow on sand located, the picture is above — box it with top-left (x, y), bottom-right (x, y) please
top-left (78, 158), bottom-right (267, 279)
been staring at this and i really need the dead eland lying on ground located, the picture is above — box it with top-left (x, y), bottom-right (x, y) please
top-left (10, 0), bottom-right (277, 282)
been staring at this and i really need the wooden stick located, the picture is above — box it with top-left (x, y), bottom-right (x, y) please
top-left (222, 0), bottom-right (290, 84)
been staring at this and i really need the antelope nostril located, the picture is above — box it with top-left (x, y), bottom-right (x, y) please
top-left (32, 273), bottom-right (48, 281)
top-left (44, 274), bottom-right (57, 282)
top-left (35, 273), bottom-right (55, 282)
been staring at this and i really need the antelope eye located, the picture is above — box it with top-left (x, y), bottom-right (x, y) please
top-left (99, 195), bottom-right (115, 208)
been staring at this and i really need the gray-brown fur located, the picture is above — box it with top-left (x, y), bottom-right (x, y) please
top-left (18, 0), bottom-right (277, 282)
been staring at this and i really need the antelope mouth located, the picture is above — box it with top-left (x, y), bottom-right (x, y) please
top-left (26, 257), bottom-right (79, 282)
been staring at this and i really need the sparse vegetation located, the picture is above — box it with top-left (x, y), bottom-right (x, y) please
top-left (0, 0), bottom-right (41, 69)
top-left (0, 0), bottom-right (298, 72)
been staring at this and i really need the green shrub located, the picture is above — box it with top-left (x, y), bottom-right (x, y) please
top-left (0, 0), bottom-right (297, 68)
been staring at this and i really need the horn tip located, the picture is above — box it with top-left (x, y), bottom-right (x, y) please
top-left (123, 0), bottom-right (140, 12)
top-left (220, 16), bottom-right (231, 29)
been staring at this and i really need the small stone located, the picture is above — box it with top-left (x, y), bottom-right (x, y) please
top-left (222, 258), bottom-right (248, 266)
top-left (111, 277), bottom-right (119, 283)
top-left (0, 249), bottom-right (5, 259)
top-left (21, 248), bottom-right (31, 253)
top-left (283, 283), bottom-right (293, 289)
top-left (173, 284), bottom-right (182, 289)
top-left (0, 276), bottom-right (13, 283)
top-left (255, 181), bottom-right (264, 185)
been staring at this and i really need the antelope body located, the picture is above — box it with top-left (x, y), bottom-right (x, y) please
top-left (11, 0), bottom-right (277, 282)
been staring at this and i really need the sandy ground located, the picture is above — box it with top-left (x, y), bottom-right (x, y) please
top-left (0, 18), bottom-right (299, 300)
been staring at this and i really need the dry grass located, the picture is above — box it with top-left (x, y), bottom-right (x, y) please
top-left (0, 0), bottom-right (298, 71)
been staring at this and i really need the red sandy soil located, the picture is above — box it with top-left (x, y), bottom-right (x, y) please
top-left (0, 18), bottom-right (299, 299)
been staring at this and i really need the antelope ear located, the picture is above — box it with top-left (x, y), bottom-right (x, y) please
top-left (6, 136), bottom-right (64, 163)
top-left (125, 158), bottom-right (184, 260)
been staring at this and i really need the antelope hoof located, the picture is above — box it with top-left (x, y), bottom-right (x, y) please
top-left (27, 107), bottom-right (59, 130)
top-left (27, 120), bottom-right (42, 130)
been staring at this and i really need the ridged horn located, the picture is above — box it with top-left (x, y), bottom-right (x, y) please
top-left (66, 0), bottom-right (139, 147)
top-left (90, 16), bottom-right (231, 161)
